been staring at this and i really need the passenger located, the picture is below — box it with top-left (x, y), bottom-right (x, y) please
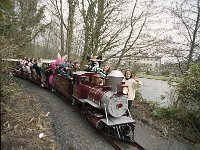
top-left (32, 58), bottom-right (36, 64)
top-left (22, 63), bottom-right (27, 73)
top-left (72, 62), bottom-right (80, 72)
top-left (45, 65), bottom-right (53, 87)
top-left (37, 58), bottom-right (47, 85)
top-left (15, 61), bottom-right (23, 74)
top-left (87, 55), bottom-right (106, 78)
top-left (37, 58), bottom-right (43, 69)
top-left (19, 59), bottom-right (23, 65)
top-left (124, 70), bottom-right (142, 110)
top-left (23, 57), bottom-right (27, 64)
top-left (55, 64), bottom-right (65, 77)
top-left (32, 59), bottom-right (41, 77)
top-left (31, 59), bottom-right (37, 79)
top-left (103, 64), bottom-right (111, 76)
top-left (27, 57), bottom-right (31, 63)
top-left (63, 67), bottom-right (73, 81)
top-left (25, 62), bottom-right (31, 79)
top-left (55, 63), bottom-right (73, 81)
top-left (69, 61), bottom-right (73, 68)
top-left (40, 63), bottom-right (49, 87)
top-left (62, 59), bottom-right (70, 68)
top-left (21, 57), bottom-right (27, 73)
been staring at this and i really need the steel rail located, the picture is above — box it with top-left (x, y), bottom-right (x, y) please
top-left (101, 133), bottom-right (145, 150)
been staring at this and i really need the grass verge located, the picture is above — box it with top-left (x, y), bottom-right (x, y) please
top-left (132, 92), bottom-right (200, 145)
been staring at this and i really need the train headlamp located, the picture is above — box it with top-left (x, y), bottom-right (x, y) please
top-left (122, 87), bottom-right (129, 95)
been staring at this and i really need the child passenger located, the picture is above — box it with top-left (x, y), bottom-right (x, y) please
top-left (124, 70), bottom-right (142, 110)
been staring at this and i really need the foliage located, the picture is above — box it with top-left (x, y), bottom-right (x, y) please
top-left (134, 91), bottom-right (144, 101)
top-left (145, 70), bottom-right (151, 75)
top-left (0, 0), bottom-right (47, 57)
top-left (161, 70), bottom-right (170, 77)
top-left (176, 61), bottom-right (200, 111)
top-left (151, 62), bottom-right (200, 142)
top-left (152, 106), bottom-right (200, 141)
top-left (152, 107), bottom-right (181, 119)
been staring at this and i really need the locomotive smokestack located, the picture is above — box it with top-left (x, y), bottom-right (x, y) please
top-left (107, 70), bottom-right (124, 92)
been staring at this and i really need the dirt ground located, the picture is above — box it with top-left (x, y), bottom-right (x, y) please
top-left (1, 80), bottom-right (60, 149)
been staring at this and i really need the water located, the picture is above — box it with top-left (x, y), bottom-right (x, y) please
top-left (138, 78), bottom-right (172, 107)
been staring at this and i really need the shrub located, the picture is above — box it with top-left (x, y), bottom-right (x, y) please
top-left (134, 91), bottom-right (143, 101)
top-left (161, 70), bottom-right (170, 77)
top-left (176, 61), bottom-right (200, 111)
top-left (146, 70), bottom-right (151, 75)
top-left (154, 62), bottom-right (200, 140)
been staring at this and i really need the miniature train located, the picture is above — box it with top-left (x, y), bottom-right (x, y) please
top-left (4, 58), bottom-right (135, 143)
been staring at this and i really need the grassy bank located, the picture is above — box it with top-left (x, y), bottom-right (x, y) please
top-left (132, 92), bottom-right (200, 145)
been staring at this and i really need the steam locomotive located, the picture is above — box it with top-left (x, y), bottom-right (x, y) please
top-left (4, 59), bottom-right (135, 143)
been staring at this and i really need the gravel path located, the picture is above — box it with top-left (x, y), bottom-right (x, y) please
top-left (17, 78), bottom-right (199, 150)
top-left (17, 79), bottom-right (114, 150)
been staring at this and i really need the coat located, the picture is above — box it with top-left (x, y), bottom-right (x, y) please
top-left (124, 78), bottom-right (142, 100)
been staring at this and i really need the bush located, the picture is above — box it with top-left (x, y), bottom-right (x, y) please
top-left (152, 107), bottom-right (181, 119)
top-left (161, 70), bottom-right (170, 77)
top-left (135, 91), bottom-right (143, 101)
top-left (146, 70), bottom-right (151, 75)
top-left (155, 62), bottom-right (200, 140)
top-left (176, 61), bottom-right (200, 111)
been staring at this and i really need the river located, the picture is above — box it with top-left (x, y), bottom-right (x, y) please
top-left (138, 78), bottom-right (173, 107)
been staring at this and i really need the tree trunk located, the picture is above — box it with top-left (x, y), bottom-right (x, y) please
top-left (60, 0), bottom-right (65, 56)
top-left (66, 0), bottom-right (77, 60)
top-left (187, 0), bottom-right (200, 70)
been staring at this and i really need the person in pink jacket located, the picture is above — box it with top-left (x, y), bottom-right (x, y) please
top-left (124, 70), bottom-right (142, 110)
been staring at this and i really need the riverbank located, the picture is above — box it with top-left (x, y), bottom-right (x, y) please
top-left (132, 95), bottom-right (200, 147)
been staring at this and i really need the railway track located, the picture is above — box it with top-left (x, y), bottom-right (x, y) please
top-left (102, 133), bottom-right (145, 150)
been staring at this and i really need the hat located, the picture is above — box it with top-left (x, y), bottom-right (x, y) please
top-left (90, 55), bottom-right (103, 62)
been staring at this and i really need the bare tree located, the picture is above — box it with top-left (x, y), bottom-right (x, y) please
top-left (170, 0), bottom-right (200, 70)
top-left (113, 0), bottom-right (155, 69)
top-left (47, 0), bottom-right (78, 58)
top-left (79, 0), bottom-right (129, 67)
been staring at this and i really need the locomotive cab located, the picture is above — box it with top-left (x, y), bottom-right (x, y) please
top-left (91, 74), bottom-right (108, 86)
